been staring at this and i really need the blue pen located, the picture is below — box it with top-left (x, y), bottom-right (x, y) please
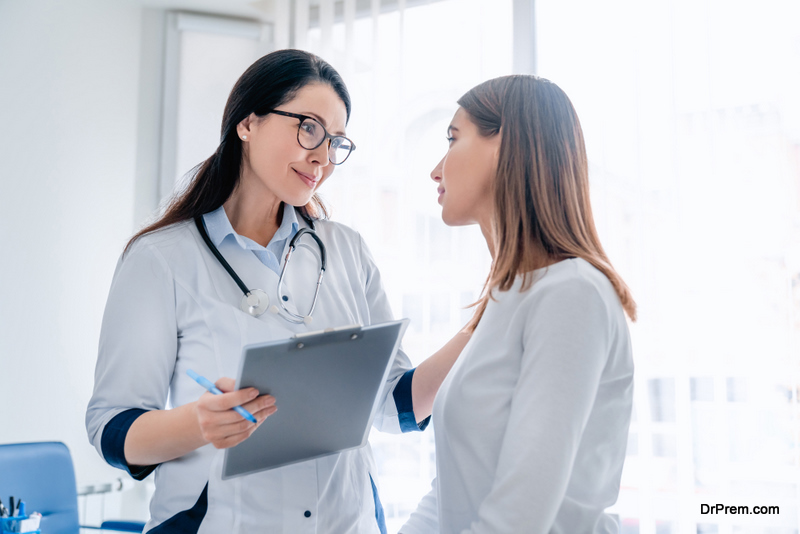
top-left (186, 369), bottom-right (258, 424)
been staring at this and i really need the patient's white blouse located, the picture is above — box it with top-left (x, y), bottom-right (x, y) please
top-left (402, 258), bottom-right (634, 534)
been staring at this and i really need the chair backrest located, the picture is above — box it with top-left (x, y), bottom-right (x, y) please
top-left (0, 441), bottom-right (80, 534)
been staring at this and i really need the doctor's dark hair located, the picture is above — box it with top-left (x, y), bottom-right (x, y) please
top-left (459, 75), bottom-right (637, 331)
top-left (127, 49), bottom-right (351, 251)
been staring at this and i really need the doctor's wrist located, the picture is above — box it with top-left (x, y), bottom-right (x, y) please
top-left (122, 403), bottom-right (209, 466)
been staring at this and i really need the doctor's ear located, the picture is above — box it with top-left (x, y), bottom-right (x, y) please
top-left (236, 114), bottom-right (256, 142)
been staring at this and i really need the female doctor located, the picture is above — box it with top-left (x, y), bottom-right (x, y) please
top-left (86, 49), bottom-right (468, 534)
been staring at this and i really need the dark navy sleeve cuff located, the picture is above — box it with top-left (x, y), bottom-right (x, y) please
top-left (392, 368), bottom-right (430, 432)
top-left (100, 408), bottom-right (159, 480)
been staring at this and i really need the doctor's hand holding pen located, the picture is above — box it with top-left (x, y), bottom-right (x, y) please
top-left (123, 377), bottom-right (276, 466)
top-left (193, 376), bottom-right (277, 449)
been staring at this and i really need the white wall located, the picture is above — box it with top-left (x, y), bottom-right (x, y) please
top-left (0, 0), bottom-right (144, 486)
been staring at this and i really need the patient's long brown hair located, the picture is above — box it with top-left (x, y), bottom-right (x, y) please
top-left (461, 75), bottom-right (636, 331)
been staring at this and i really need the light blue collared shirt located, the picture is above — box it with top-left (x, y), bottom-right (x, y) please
top-left (202, 203), bottom-right (299, 275)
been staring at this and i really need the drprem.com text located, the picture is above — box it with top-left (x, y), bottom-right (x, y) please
top-left (700, 504), bottom-right (779, 515)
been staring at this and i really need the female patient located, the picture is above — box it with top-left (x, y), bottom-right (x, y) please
top-left (401, 76), bottom-right (636, 533)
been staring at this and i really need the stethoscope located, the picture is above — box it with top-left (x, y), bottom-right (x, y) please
top-left (194, 210), bottom-right (327, 324)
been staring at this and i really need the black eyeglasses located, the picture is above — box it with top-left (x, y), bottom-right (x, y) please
top-left (268, 109), bottom-right (356, 165)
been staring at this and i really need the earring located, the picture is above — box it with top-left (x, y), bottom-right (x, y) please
top-left (242, 135), bottom-right (247, 140)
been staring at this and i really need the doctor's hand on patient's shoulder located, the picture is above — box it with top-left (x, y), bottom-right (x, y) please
top-left (194, 377), bottom-right (277, 449)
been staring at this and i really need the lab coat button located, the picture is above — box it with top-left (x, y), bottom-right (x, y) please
top-left (304, 510), bottom-right (311, 518)
top-left (282, 295), bottom-right (289, 301)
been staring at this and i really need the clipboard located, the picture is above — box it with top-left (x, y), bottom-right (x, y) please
top-left (222, 318), bottom-right (410, 479)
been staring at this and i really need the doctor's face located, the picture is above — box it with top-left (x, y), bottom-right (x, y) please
top-left (430, 107), bottom-right (500, 228)
top-left (237, 82), bottom-right (349, 207)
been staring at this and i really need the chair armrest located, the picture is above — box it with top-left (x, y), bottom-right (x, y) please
top-left (101, 521), bottom-right (145, 532)
top-left (81, 520), bottom-right (146, 532)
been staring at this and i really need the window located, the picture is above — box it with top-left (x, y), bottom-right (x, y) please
top-left (300, 0), bottom-right (511, 528)
top-left (691, 377), bottom-right (715, 402)
top-left (160, 12), bottom-right (270, 199)
top-left (538, 0), bottom-right (800, 529)
top-left (649, 378), bottom-right (677, 423)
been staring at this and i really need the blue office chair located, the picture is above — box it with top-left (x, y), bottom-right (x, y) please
top-left (0, 442), bottom-right (145, 533)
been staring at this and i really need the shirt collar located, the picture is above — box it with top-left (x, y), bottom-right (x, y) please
top-left (203, 204), bottom-right (299, 250)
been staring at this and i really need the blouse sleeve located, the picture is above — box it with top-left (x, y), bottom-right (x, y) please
top-left (357, 233), bottom-right (429, 434)
top-left (463, 278), bottom-right (612, 534)
top-left (85, 240), bottom-right (178, 479)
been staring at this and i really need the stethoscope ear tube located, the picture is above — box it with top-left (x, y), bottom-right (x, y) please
top-left (288, 228), bottom-right (327, 271)
top-left (275, 228), bottom-right (327, 324)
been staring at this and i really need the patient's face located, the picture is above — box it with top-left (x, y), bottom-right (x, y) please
top-left (430, 107), bottom-right (499, 228)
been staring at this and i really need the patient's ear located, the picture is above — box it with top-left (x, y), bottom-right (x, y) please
top-left (492, 128), bottom-right (502, 166)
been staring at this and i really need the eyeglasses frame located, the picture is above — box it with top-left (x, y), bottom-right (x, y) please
top-left (267, 109), bottom-right (356, 165)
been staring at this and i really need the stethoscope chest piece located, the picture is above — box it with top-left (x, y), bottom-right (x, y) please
top-left (241, 289), bottom-right (270, 317)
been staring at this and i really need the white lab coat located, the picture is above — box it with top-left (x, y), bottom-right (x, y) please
top-left (86, 213), bottom-right (415, 533)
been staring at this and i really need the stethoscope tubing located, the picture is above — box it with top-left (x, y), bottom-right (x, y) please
top-left (195, 217), bottom-right (251, 295)
top-left (276, 231), bottom-right (327, 320)
top-left (194, 211), bottom-right (326, 323)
